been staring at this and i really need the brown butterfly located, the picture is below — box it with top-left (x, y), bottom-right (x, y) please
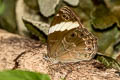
top-left (47, 6), bottom-right (97, 63)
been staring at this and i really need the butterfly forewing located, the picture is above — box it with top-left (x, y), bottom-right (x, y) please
top-left (47, 6), bottom-right (97, 63)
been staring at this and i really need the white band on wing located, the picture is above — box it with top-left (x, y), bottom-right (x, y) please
top-left (49, 22), bottom-right (79, 34)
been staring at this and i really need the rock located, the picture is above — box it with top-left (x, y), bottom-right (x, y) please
top-left (23, 17), bottom-right (49, 35)
top-left (0, 29), bottom-right (120, 80)
top-left (38, 0), bottom-right (60, 17)
top-left (24, 0), bottom-right (39, 10)
top-left (16, 0), bottom-right (44, 36)
top-left (22, 17), bottom-right (49, 42)
top-left (64, 0), bottom-right (79, 6)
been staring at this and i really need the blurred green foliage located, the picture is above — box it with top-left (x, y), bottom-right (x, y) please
top-left (0, 0), bottom-right (5, 15)
top-left (91, 5), bottom-right (117, 29)
top-left (0, 0), bottom-right (17, 33)
top-left (0, 70), bottom-right (50, 80)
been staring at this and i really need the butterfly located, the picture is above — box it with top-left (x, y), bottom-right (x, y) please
top-left (47, 6), bottom-right (97, 63)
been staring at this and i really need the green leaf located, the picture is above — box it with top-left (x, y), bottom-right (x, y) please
top-left (95, 53), bottom-right (120, 71)
top-left (0, 70), bottom-right (50, 80)
top-left (91, 5), bottom-right (117, 30)
top-left (22, 18), bottom-right (49, 43)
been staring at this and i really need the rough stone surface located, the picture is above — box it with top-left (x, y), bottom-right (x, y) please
top-left (0, 29), bottom-right (120, 80)
top-left (16, 0), bottom-right (42, 35)
top-left (64, 0), bottom-right (79, 6)
top-left (23, 17), bottom-right (49, 35)
top-left (38, 0), bottom-right (60, 17)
